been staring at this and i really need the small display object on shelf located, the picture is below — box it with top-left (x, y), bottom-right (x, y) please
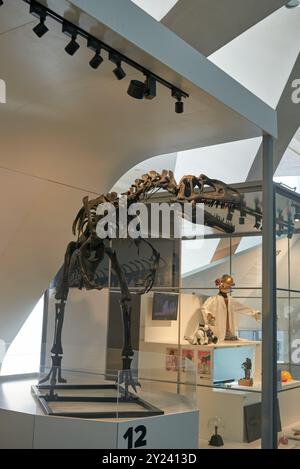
top-left (152, 292), bottom-right (178, 321)
top-left (194, 341), bottom-right (260, 386)
top-left (198, 351), bottom-right (211, 376)
top-left (238, 357), bottom-right (253, 386)
top-left (185, 324), bottom-right (218, 345)
top-left (281, 370), bottom-right (293, 382)
top-left (208, 416), bottom-right (225, 447)
top-left (201, 274), bottom-right (261, 342)
top-left (285, 426), bottom-right (300, 441)
top-left (181, 348), bottom-right (194, 372)
top-left (165, 348), bottom-right (179, 371)
top-left (278, 434), bottom-right (289, 446)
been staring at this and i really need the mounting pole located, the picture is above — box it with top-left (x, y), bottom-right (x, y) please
top-left (261, 134), bottom-right (277, 449)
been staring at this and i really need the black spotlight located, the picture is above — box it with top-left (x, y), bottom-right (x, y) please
top-left (62, 22), bottom-right (80, 56)
top-left (254, 217), bottom-right (262, 230)
top-left (175, 99), bottom-right (184, 114)
top-left (113, 63), bottom-right (126, 80)
top-left (87, 38), bottom-right (103, 69)
top-left (172, 91), bottom-right (184, 113)
top-left (127, 80), bottom-right (146, 99)
top-left (0, 1), bottom-right (4, 6)
top-left (33, 20), bottom-right (49, 38)
top-left (109, 52), bottom-right (126, 80)
top-left (30, 1), bottom-right (48, 37)
top-left (144, 75), bottom-right (157, 100)
top-left (65, 37), bottom-right (80, 56)
top-left (89, 51), bottom-right (103, 69)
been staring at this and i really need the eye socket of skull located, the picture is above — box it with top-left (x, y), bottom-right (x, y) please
top-left (196, 177), bottom-right (204, 192)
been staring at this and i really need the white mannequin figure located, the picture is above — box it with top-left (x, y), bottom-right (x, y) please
top-left (201, 274), bottom-right (260, 342)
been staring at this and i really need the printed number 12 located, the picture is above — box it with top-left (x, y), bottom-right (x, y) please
top-left (123, 425), bottom-right (147, 449)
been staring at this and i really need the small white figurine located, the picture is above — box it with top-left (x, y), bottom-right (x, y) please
top-left (185, 324), bottom-right (218, 346)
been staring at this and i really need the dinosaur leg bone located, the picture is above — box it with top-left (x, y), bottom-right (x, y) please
top-left (105, 247), bottom-right (140, 400)
top-left (39, 242), bottom-right (77, 396)
top-left (38, 300), bottom-right (67, 399)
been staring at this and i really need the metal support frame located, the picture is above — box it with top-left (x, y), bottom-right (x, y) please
top-left (261, 134), bottom-right (277, 449)
top-left (31, 384), bottom-right (164, 419)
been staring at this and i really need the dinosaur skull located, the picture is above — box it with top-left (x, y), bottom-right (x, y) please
top-left (177, 174), bottom-right (240, 207)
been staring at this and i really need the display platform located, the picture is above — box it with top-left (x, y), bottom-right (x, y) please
top-left (199, 419), bottom-right (300, 450)
top-left (0, 376), bottom-right (199, 449)
top-left (191, 340), bottom-right (261, 386)
top-left (197, 377), bottom-right (300, 443)
top-left (32, 383), bottom-right (164, 419)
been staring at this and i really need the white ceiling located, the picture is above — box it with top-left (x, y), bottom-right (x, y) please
top-left (111, 152), bottom-right (177, 194)
top-left (0, 0), bottom-right (274, 195)
top-left (276, 127), bottom-right (300, 176)
top-left (210, 4), bottom-right (300, 108)
top-left (131, 0), bottom-right (178, 21)
top-left (162, 0), bottom-right (286, 57)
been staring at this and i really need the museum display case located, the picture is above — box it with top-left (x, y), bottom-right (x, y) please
top-left (0, 351), bottom-right (198, 449)
top-left (135, 181), bottom-right (300, 446)
top-left (13, 179), bottom-right (300, 447)
top-left (34, 354), bottom-right (197, 420)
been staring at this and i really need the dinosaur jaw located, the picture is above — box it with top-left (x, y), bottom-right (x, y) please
top-left (180, 201), bottom-right (235, 234)
top-left (204, 210), bottom-right (235, 234)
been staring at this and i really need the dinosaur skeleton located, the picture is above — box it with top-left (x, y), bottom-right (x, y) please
top-left (40, 170), bottom-right (256, 400)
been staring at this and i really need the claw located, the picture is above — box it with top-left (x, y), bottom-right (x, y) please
top-left (118, 369), bottom-right (141, 400)
top-left (58, 377), bottom-right (67, 384)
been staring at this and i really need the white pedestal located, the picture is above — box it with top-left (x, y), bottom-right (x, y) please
top-left (197, 380), bottom-right (300, 443)
top-left (0, 377), bottom-right (199, 449)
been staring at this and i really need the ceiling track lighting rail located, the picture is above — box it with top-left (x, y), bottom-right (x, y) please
top-left (3, 0), bottom-right (189, 112)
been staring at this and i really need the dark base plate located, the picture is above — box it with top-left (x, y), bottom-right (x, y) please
top-left (31, 384), bottom-right (164, 419)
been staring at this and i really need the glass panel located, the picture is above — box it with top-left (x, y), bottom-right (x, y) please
top-left (277, 296), bottom-right (290, 366)
top-left (290, 297), bottom-right (300, 379)
top-left (276, 187), bottom-right (300, 448)
top-left (276, 236), bottom-right (289, 290)
top-left (138, 291), bottom-right (180, 384)
top-left (290, 233), bottom-right (300, 292)
top-left (203, 188), bottom-right (263, 236)
top-left (111, 238), bottom-right (180, 290)
top-left (42, 287), bottom-right (110, 376)
top-left (232, 235), bottom-right (262, 289)
top-left (196, 341), bottom-right (262, 448)
top-left (181, 237), bottom-right (230, 289)
top-left (35, 182), bottom-right (300, 448)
